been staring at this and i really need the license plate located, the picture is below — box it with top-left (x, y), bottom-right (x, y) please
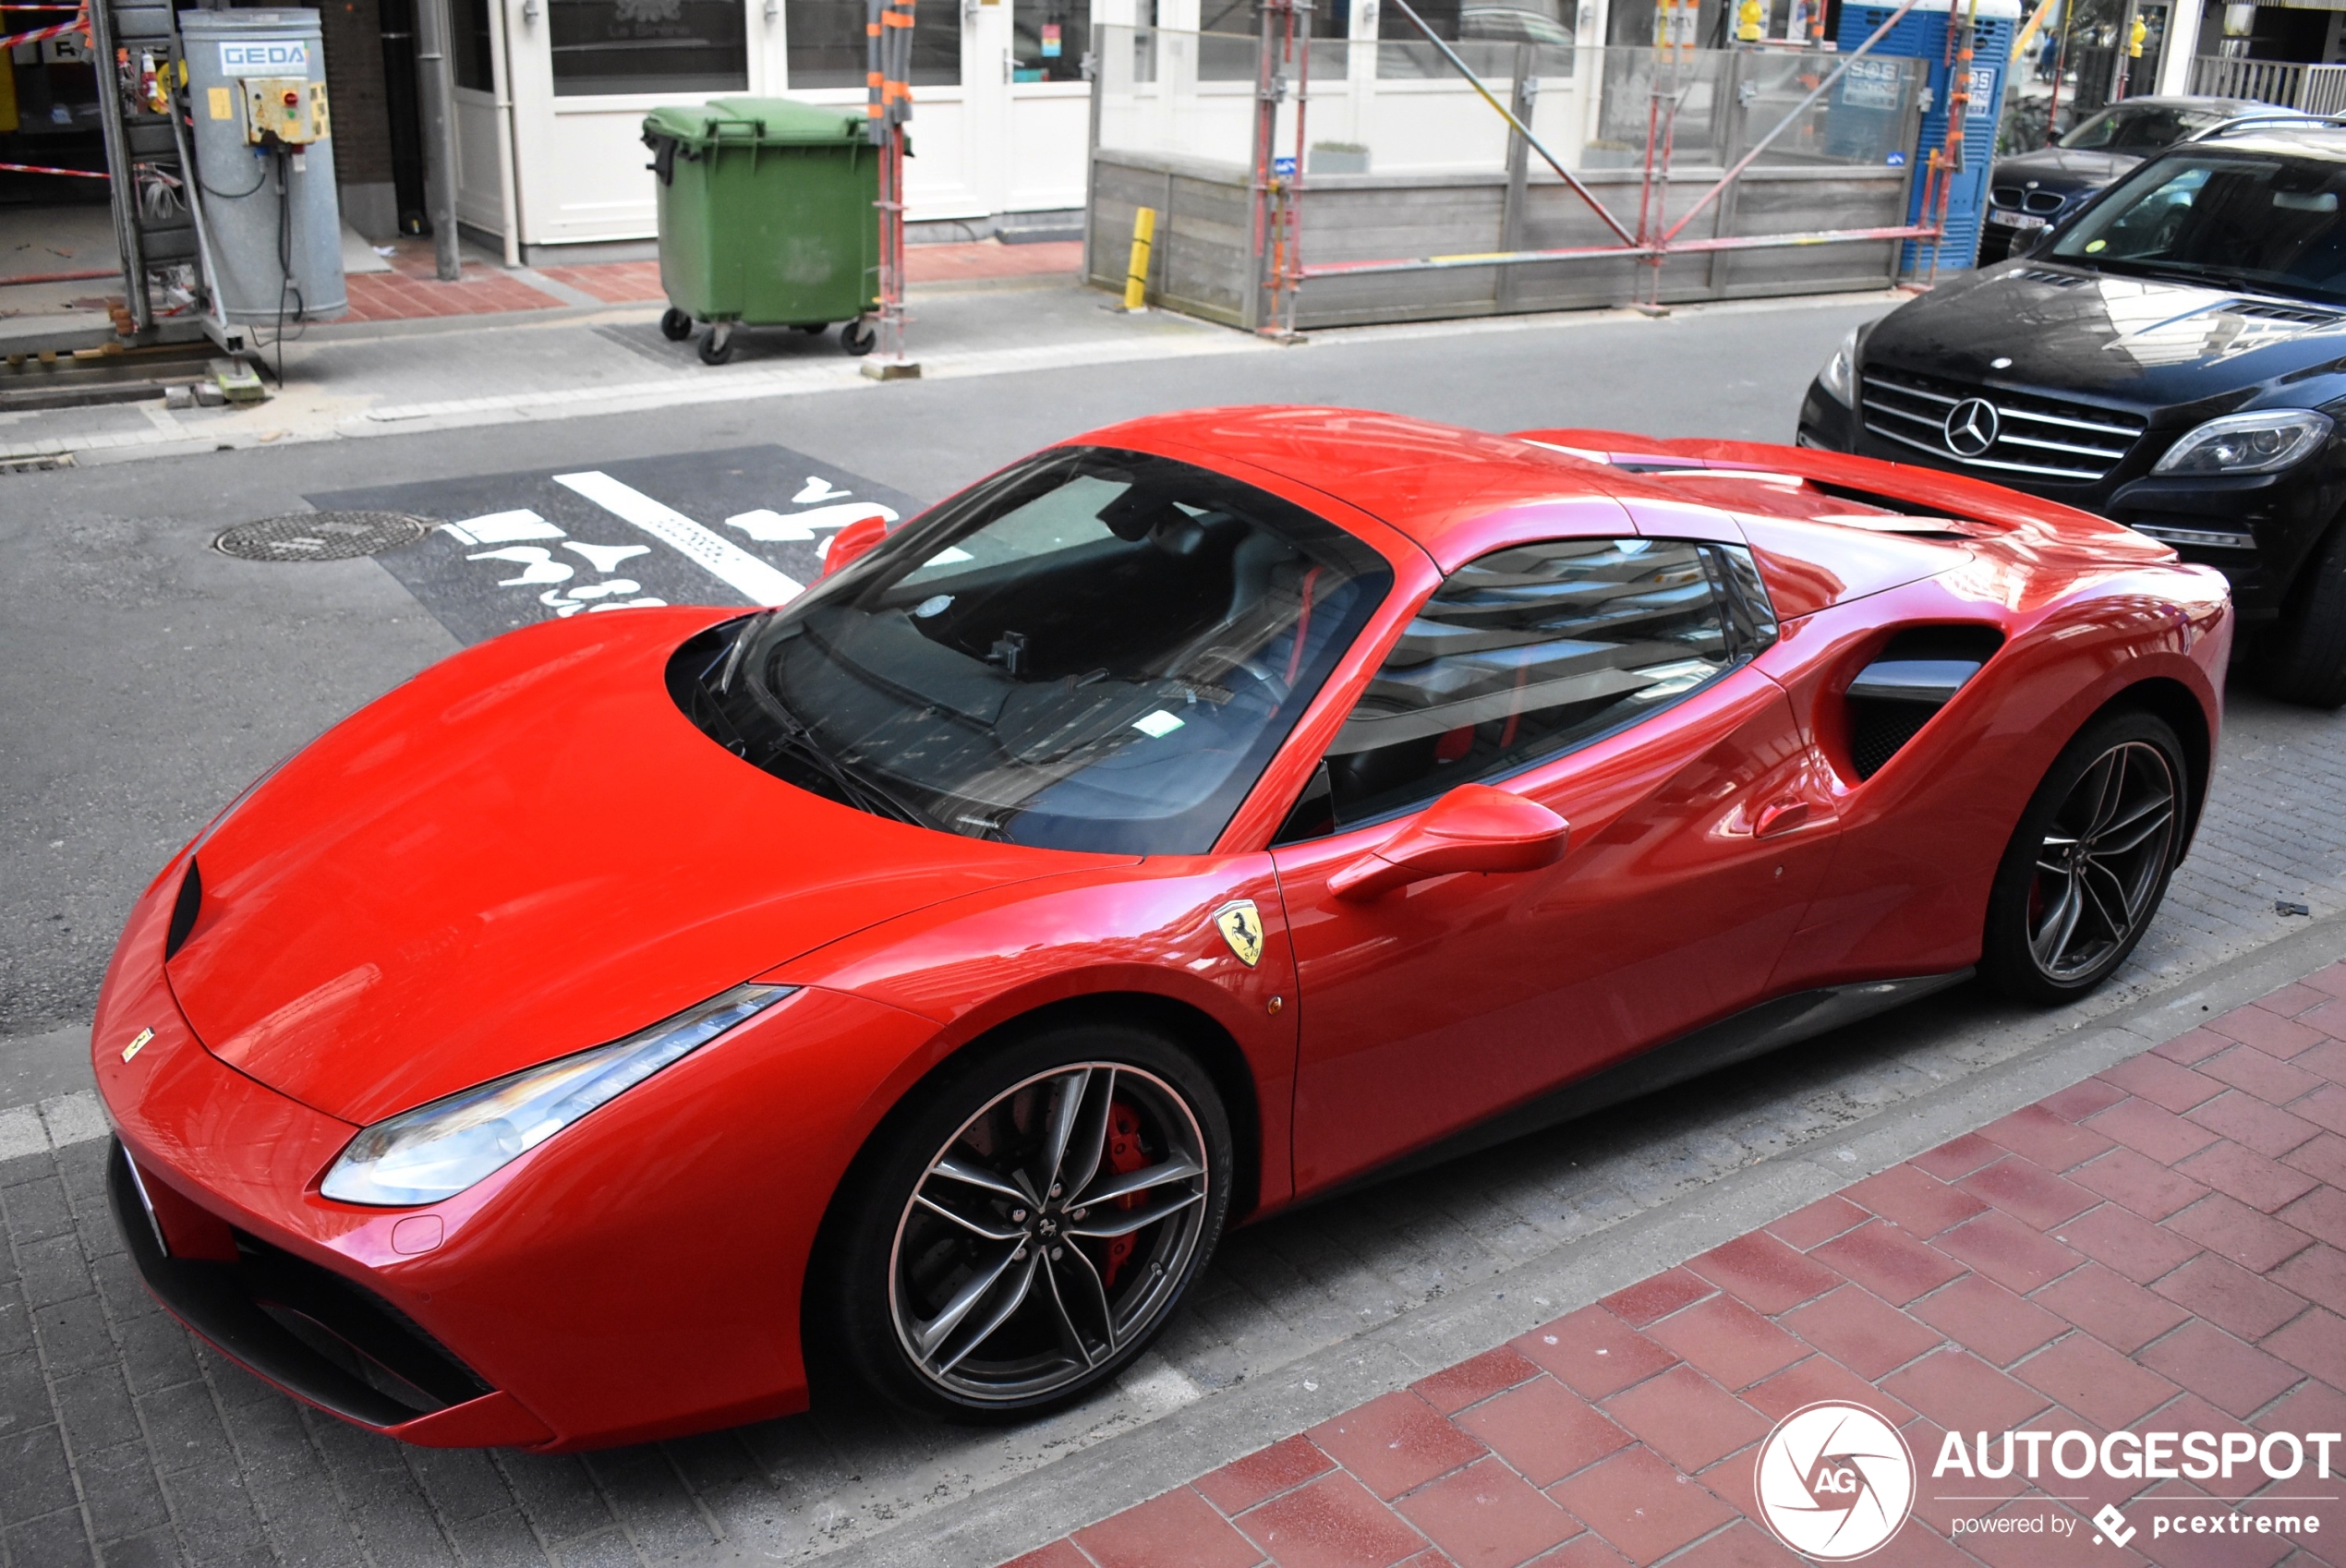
top-left (1996, 211), bottom-right (2050, 230)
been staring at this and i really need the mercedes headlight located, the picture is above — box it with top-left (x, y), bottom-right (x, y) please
top-left (1816, 327), bottom-right (1860, 407)
top-left (321, 983), bottom-right (791, 1206)
top-left (2152, 410), bottom-right (2333, 476)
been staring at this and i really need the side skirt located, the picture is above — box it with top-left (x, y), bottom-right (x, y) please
top-left (1296, 971), bottom-right (1974, 1207)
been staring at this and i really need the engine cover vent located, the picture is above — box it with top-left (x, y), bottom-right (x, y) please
top-left (1844, 625), bottom-right (2006, 781)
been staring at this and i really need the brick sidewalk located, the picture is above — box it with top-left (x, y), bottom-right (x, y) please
top-left (1007, 967), bottom-right (2346, 1568)
top-left (340, 238), bottom-right (1082, 323)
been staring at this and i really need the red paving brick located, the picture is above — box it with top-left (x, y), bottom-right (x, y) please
top-left (1978, 1104), bottom-right (2117, 1171)
top-left (1413, 1348), bottom-right (1543, 1418)
top-left (1811, 1220), bottom-right (1968, 1305)
top-left (1778, 1284), bottom-right (1943, 1380)
top-left (2012, 1333), bottom-right (2183, 1427)
top-left (1599, 1269), bottom-right (1712, 1330)
top-left (1761, 1195), bottom-right (1868, 1250)
top-left (1395, 1457), bottom-right (1578, 1568)
top-left (346, 238), bottom-right (1078, 322)
top-left (2050, 1200), bottom-right (2205, 1283)
top-left (1005, 975), bottom-right (2346, 1568)
top-left (1931, 1210), bottom-right (2084, 1293)
top-left (2152, 1252), bottom-right (2310, 1341)
top-left (1074, 1486), bottom-right (1263, 1568)
top-left (1548, 1447), bottom-right (1735, 1565)
top-left (1600, 1365), bottom-right (1768, 1473)
top-left (1844, 1164), bottom-right (1989, 1238)
top-left (1909, 1273), bottom-right (2069, 1367)
top-left (1685, 1233), bottom-right (1841, 1315)
top-left (1197, 1435), bottom-right (1336, 1515)
top-left (1641, 1295), bottom-right (1807, 1392)
top-left (2031, 1261), bottom-right (2193, 1354)
top-left (1513, 1308), bottom-right (1675, 1401)
top-left (1310, 1393), bottom-right (1487, 1502)
top-left (1456, 1377), bottom-right (1633, 1487)
top-left (2068, 1145), bottom-right (2212, 1221)
top-left (1239, 1471), bottom-right (1425, 1568)
top-left (1957, 1156), bottom-right (2102, 1230)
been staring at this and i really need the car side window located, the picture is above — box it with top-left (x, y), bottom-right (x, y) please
top-left (1274, 537), bottom-right (1776, 843)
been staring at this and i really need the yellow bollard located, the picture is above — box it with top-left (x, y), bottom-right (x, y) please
top-left (1123, 207), bottom-right (1157, 312)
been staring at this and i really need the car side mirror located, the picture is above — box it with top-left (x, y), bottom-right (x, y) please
top-left (1327, 783), bottom-right (1570, 902)
top-left (822, 515), bottom-right (890, 579)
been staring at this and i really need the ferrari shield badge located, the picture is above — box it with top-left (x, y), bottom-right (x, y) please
top-left (121, 1028), bottom-right (153, 1063)
top-left (1214, 900), bottom-right (1265, 968)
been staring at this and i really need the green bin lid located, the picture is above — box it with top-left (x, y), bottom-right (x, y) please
top-left (642, 97), bottom-right (867, 149)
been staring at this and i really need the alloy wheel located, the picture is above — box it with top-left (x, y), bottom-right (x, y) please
top-left (2026, 739), bottom-right (2177, 983)
top-left (887, 1062), bottom-right (1210, 1404)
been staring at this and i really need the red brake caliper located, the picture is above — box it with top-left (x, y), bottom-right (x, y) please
top-left (1097, 1101), bottom-right (1148, 1289)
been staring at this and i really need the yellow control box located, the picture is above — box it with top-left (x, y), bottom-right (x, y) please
top-left (242, 78), bottom-right (330, 146)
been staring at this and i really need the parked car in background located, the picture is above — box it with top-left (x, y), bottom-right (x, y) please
top-left (1801, 121), bottom-right (2346, 706)
top-left (1977, 95), bottom-right (2271, 263)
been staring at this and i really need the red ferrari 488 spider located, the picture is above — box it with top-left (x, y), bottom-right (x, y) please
top-left (94, 408), bottom-right (2231, 1451)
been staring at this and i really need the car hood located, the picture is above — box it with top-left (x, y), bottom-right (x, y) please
top-left (1990, 146), bottom-right (2140, 194)
top-left (166, 609), bottom-right (1119, 1127)
top-left (1864, 261), bottom-right (2346, 407)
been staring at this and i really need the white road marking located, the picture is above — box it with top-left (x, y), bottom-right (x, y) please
top-left (0, 1093), bottom-right (110, 1162)
top-left (442, 509), bottom-right (565, 545)
top-left (553, 471), bottom-right (804, 606)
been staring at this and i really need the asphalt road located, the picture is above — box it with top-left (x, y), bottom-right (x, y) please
top-left (6, 293), bottom-right (2345, 1568)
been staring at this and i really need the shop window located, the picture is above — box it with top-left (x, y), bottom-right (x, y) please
top-left (550, 0), bottom-right (749, 97)
top-left (787, 0), bottom-right (961, 88)
top-left (1013, 0), bottom-right (1087, 81)
top-left (453, 0), bottom-right (496, 91)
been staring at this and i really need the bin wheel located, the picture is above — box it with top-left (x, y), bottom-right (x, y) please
top-left (794, 322), bottom-right (828, 336)
top-left (842, 319), bottom-right (877, 357)
top-left (659, 308), bottom-right (693, 342)
top-left (699, 325), bottom-right (735, 366)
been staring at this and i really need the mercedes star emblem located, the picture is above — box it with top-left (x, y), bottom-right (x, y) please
top-left (1943, 397), bottom-right (2000, 458)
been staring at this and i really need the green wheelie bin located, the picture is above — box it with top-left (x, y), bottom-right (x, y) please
top-left (641, 97), bottom-right (880, 365)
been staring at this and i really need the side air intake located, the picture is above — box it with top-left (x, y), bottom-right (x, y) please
top-left (1844, 626), bottom-right (2005, 780)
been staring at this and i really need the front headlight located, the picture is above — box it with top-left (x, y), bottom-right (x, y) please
top-left (2152, 410), bottom-right (2334, 476)
top-left (321, 983), bottom-right (792, 1207)
top-left (1817, 326), bottom-right (1861, 407)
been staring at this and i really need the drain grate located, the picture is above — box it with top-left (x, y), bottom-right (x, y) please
top-left (214, 512), bottom-right (436, 562)
top-left (0, 453), bottom-right (76, 474)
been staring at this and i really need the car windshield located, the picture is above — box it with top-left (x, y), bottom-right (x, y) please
top-left (2046, 151), bottom-right (2346, 302)
top-left (2058, 103), bottom-right (2228, 151)
top-left (671, 446), bottom-right (1392, 855)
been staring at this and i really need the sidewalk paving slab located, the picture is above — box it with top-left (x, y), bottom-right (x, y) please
top-left (999, 963), bottom-right (2346, 1568)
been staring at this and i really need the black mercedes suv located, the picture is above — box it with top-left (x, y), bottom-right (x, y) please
top-left (1799, 120), bottom-right (2346, 706)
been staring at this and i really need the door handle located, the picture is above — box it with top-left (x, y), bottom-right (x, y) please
top-left (1754, 799), bottom-right (1809, 838)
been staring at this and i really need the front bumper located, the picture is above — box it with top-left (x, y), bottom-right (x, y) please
top-left (93, 853), bottom-right (939, 1449)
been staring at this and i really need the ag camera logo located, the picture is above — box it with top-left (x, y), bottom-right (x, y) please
top-left (1755, 1402), bottom-right (1916, 1560)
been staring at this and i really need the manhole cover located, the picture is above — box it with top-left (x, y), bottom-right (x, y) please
top-left (214, 511), bottom-right (436, 561)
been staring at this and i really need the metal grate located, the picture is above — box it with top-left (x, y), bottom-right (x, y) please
top-left (1859, 368), bottom-right (2145, 484)
top-left (214, 512), bottom-right (435, 562)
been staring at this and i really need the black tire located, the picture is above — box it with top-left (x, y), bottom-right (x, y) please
top-left (697, 327), bottom-right (734, 366)
top-left (841, 319), bottom-right (877, 356)
top-left (2251, 521), bottom-right (2346, 708)
top-left (813, 1018), bottom-right (1232, 1421)
top-left (659, 307), bottom-right (693, 342)
top-left (1981, 709), bottom-right (2188, 1006)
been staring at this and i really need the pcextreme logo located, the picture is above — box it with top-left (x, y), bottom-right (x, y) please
top-left (1754, 1402), bottom-right (1917, 1561)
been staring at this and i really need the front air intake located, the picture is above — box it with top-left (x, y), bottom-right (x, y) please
top-left (1844, 626), bottom-right (2005, 781)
